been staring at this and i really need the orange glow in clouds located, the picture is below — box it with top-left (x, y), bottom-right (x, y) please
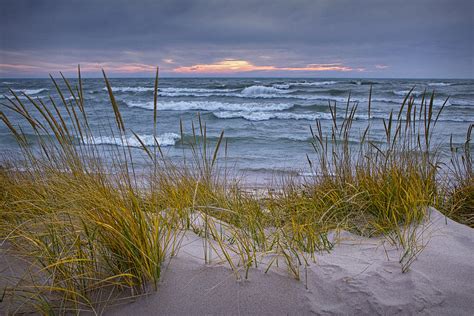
top-left (0, 60), bottom-right (360, 75)
top-left (0, 62), bottom-right (156, 74)
top-left (173, 59), bottom-right (354, 73)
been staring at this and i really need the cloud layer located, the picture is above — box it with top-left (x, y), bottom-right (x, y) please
top-left (0, 0), bottom-right (472, 77)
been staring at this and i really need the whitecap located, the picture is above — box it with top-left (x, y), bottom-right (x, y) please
top-left (272, 83), bottom-right (291, 89)
top-left (298, 171), bottom-right (318, 177)
top-left (280, 135), bottom-right (311, 141)
top-left (212, 110), bottom-right (380, 122)
top-left (449, 99), bottom-right (472, 107)
top-left (104, 86), bottom-right (238, 94)
top-left (12, 88), bottom-right (48, 95)
top-left (240, 85), bottom-right (292, 97)
top-left (84, 133), bottom-right (180, 147)
top-left (126, 100), bottom-right (295, 112)
top-left (212, 111), bottom-right (333, 121)
top-left (392, 90), bottom-right (422, 97)
top-left (161, 87), bottom-right (238, 93)
top-left (288, 81), bottom-right (338, 87)
top-left (104, 86), bottom-right (155, 92)
top-left (428, 82), bottom-right (451, 87)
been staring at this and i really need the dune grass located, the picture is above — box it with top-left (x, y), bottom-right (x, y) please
top-left (445, 124), bottom-right (473, 227)
top-left (0, 69), bottom-right (472, 313)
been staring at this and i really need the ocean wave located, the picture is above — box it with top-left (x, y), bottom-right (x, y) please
top-left (84, 133), bottom-right (180, 148)
top-left (12, 88), bottom-right (48, 95)
top-left (127, 100), bottom-right (295, 112)
top-left (212, 111), bottom-right (334, 121)
top-left (280, 135), bottom-right (312, 141)
top-left (162, 87), bottom-right (238, 93)
top-left (181, 133), bottom-right (311, 144)
top-left (106, 84), bottom-right (382, 103)
top-left (370, 97), bottom-right (403, 104)
top-left (350, 80), bottom-right (379, 85)
top-left (392, 90), bottom-right (423, 97)
top-left (449, 99), bottom-right (472, 107)
top-left (103, 86), bottom-right (241, 97)
top-left (240, 92), bottom-right (350, 102)
top-left (158, 91), bottom-right (232, 97)
top-left (212, 110), bottom-right (391, 122)
top-left (292, 81), bottom-right (338, 87)
top-left (155, 90), bottom-right (350, 101)
top-left (425, 116), bottom-right (472, 122)
top-left (428, 82), bottom-right (451, 86)
top-left (272, 81), bottom-right (338, 89)
top-left (294, 103), bottom-right (331, 112)
top-left (318, 88), bottom-right (350, 96)
top-left (240, 85), bottom-right (293, 97)
top-left (360, 95), bottom-right (449, 106)
top-left (104, 86), bottom-right (155, 92)
top-left (272, 83), bottom-right (291, 89)
top-left (105, 86), bottom-right (239, 94)
top-left (298, 171), bottom-right (318, 177)
top-left (3, 94), bottom-right (46, 101)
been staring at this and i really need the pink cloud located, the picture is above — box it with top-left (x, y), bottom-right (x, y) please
top-left (0, 61), bottom-right (156, 74)
top-left (0, 63), bottom-right (41, 71)
top-left (173, 59), bottom-right (355, 74)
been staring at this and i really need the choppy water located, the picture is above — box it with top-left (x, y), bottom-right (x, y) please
top-left (1, 78), bottom-right (473, 184)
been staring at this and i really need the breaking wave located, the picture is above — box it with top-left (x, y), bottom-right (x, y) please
top-left (158, 87), bottom-right (240, 97)
top-left (290, 81), bottom-right (338, 87)
top-left (104, 86), bottom-right (239, 94)
top-left (84, 133), bottom-right (180, 147)
top-left (104, 86), bottom-right (154, 92)
top-left (240, 85), bottom-right (293, 97)
top-left (449, 99), bottom-right (473, 107)
top-left (12, 88), bottom-right (48, 95)
top-left (126, 100), bottom-right (295, 112)
top-left (428, 82), bottom-right (451, 87)
top-left (212, 111), bottom-right (334, 121)
top-left (162, 87), bottom-right (238, 93)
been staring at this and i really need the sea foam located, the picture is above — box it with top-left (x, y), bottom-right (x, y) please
top-left (428, 82), bottom-right (451, 86)
top-left (104, 87), bottom-right (155, 92)
top-left (12, 88), bottom-right (48, 95)
top-left (126, 100), bottom-right (295, 112)
top-left (212, 111), bottom-right (333, 121)
top-left (240, 85), bottom-right (292, 97)
top-left (85, 133), bottom-right (180, 147)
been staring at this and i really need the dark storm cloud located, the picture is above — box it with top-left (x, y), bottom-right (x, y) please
top-left (0, 0), bottom-right (472, 77)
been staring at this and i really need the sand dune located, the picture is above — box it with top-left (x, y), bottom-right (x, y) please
top-left (107, 208), bottom-right (474, 315)
top-left (2, 208), bottom-right (472, 315)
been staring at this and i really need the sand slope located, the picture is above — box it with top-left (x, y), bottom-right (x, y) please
top-left (107, 208), bottom-right (474, 315)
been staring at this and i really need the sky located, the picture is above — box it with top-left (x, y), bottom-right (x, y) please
top-left (0, 0), bottom-right (473, 78)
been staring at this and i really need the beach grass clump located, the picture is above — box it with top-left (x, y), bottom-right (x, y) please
top-left (0, 69), bottom-right (183, 313)
top-left (280, 89), bottom-right (446, 249)
top-left (444, 124), bottom-right (473, 227)
top-left (0, 68), bottom-right (277, 312)
top-left (0, 167), bottom-right (180, 313)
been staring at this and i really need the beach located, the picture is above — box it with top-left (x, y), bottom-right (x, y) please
top-left (104, 208), bottom-right (474, 315)
top-left (4, 207), bottom-right (472, 315)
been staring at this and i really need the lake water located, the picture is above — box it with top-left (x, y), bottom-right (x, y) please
top-left (1, 78), bottom-right (473, 184)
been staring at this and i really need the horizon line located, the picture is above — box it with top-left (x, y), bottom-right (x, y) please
top-left (1, 76), bottom-right (473, 80)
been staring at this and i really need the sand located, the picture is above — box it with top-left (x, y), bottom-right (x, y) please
top-left (2, 208), bottom-right (473, 315)
top-left (105, 208), bottom-right (474, 315)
